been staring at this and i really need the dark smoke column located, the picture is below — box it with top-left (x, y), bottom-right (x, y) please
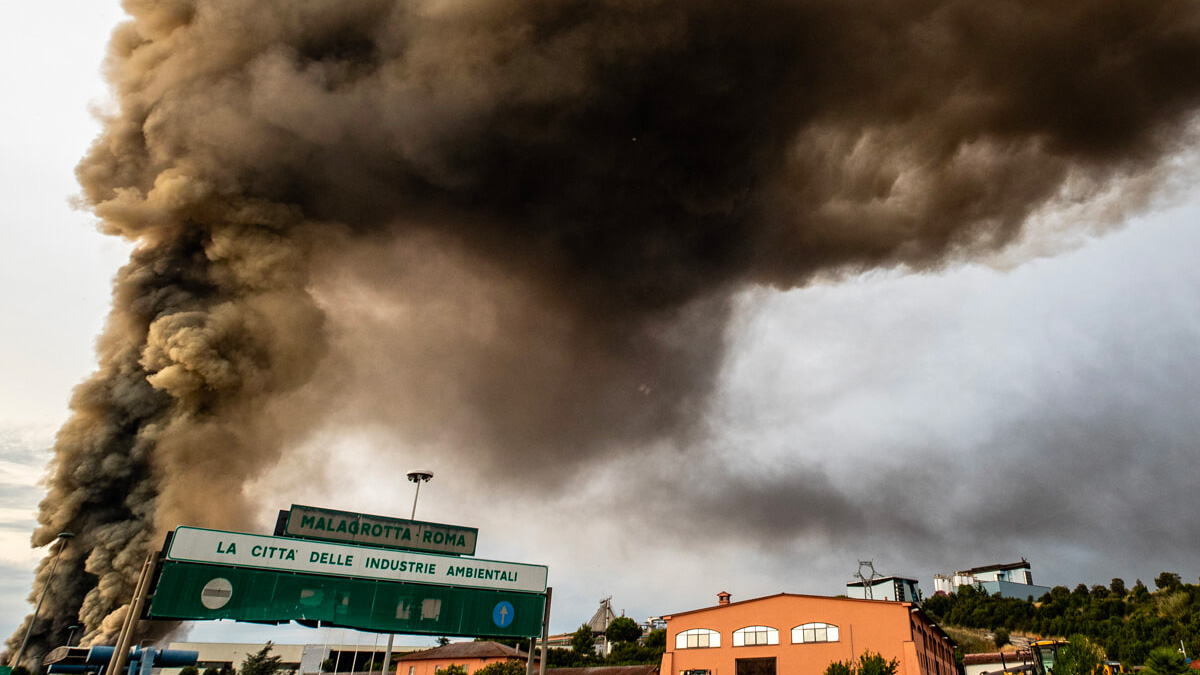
top-left (9, 0), bottom-right (1200, 662)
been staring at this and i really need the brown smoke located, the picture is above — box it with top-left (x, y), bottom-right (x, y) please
top-left (8, 0), bottom-right (1200, 663)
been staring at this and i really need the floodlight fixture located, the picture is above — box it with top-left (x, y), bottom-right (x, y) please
top-left (406, 470), bottom-right (434, 519)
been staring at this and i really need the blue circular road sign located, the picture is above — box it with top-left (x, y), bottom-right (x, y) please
top-left (493, 601), bottom-right (515, 628)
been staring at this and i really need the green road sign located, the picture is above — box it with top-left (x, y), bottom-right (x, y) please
top-left (284, 505), bottom-right (478, 556)
top-left (149, 561), bottom-right (545, 638)
top-left (167, 527), bottom-right (546, 592)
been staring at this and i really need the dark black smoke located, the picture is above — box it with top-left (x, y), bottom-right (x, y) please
top-left (8, 0), bottom-right (1200, 664)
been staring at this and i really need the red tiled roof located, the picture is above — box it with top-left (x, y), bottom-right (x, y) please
top-left (395, 641), bottom-right (527, 661)
top-left (662, 592), bottom-right (914, 619)
top-left (963, 651), bottom-right (1031, 665)
top-left (545, 667), bottom-right (658, 675)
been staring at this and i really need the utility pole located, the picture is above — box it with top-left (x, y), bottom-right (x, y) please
top-left (12, 532), bottom-right (74, 670)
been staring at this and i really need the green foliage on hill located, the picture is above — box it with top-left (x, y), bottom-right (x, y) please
top-left (541, 627), bottom-right (666, 668)
top-left (921, 574), bottom-right (1200, 665)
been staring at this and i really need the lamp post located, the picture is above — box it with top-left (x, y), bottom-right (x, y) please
top-left (13, 532), bottom-right (74, 669)
top-left (385, 470), bottom-right (433, 675)
top-left (406, 470), bottom-right (433, 520)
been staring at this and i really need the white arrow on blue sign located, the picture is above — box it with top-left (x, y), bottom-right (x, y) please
top-left (492, 601), bottom-right (515, 628)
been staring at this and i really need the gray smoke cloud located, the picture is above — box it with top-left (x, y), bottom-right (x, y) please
top-left (8, 0), bottom-right (1200, 663)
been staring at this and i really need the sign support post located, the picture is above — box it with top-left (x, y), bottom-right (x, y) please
top-left (108, 553), bottom-right (157, 675)
top-left (380, 634), bottom-right (394, 675)
top-left (538, 587), bottom-right (552, 675)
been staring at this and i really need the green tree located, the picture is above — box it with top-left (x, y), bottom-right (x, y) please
top-left (435, 666), bottom-right (467, 675)
top-left (545, 647), bottom-right (585, 668)
top-left (436, 637), bottom-right (451, 647)
top-left (606, 617), bottom-right (644, 645)
top-left (1154, 573), bottom-right (1181, 592)
top-left (1143, 647), bottom-right (1189, 675)
top-left (825, 662), bottom-right (855, 675)
top-left (643, 629), bottom-right (666, 650)
top-left (823, 651), bottom-right (899, 675)
top-left (179, 668), bottom-right (200, 675)
top-left (1054, 635), bottom-right (1104, 675)
top-left (473, 661), bottom-right (526, 675)
top-left (1110, 579), bottom-right (1126, 596)
top-left (571, 623), bottom-right (597, 658)
top-left (204, 668), bottom-right (222, 675)
top-left (240, 643), bottom-right (284, 675)
top-left (319, 659), bottom-right (335, 673)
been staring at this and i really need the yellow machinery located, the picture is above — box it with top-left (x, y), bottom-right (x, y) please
top-left (999, 639), bottom-right (1123, 675)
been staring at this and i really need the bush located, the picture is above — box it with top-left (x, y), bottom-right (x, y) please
top-left (1143, 647), bottom-right (1189, 675)
top-left (993, 629), bottom-right (1011, 649)
top-left (823, 651), bottom-right (899, 675)
top-left (473, 661), bottom-right (527, 675)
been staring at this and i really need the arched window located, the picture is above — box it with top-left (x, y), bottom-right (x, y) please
top-left (792, 622), bottom-right (840, 644)
top-left (733, 625), bottom-right (779, 647)
top-left (675, 628), bottom-right (721, 649)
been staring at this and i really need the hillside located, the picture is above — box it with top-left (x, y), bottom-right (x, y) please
top-left (921, 573), bottom-right (1199, 665)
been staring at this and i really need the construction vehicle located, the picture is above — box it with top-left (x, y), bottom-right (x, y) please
top-left (994, 639), bottom-right (1124, 675)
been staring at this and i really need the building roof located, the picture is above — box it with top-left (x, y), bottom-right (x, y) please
top-left (546, 667), bottom-right (658, 675)
top-left (395, 641), bottom-right (527, 661)
top-left (959, 561), bottom-right (1031, 575)
top-left (662, 592), bottom-right (916, 620)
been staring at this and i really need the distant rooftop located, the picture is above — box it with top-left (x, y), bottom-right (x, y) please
top-left (846, 575), bottom-right (919, 587)
top-left (959, 561), bottom-right (1031, 575)
top-left (396, 642), bottom-right (526, 662)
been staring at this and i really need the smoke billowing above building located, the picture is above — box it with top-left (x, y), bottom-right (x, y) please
top-left (8, 0), bottom-right (1200, 664)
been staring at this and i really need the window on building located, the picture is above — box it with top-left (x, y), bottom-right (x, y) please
top-left (732, 626), bottom-right (780, 647)
top-left (735, 657), bottom-right (777, 675)
top-left (791, 622), bottom-right (840, 644)
top-left (408, 668), bottom-right (415, 675)
top-left (675, 628), bottom-right (721, 649)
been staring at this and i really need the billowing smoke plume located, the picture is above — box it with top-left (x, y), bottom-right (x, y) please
top-left (9, 0), bottom-right (1200, 663)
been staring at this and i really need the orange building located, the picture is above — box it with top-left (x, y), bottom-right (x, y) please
top-left (659, 592), bottom-right (956, 675)
top-left (394, 641), bottom-right (530, 675)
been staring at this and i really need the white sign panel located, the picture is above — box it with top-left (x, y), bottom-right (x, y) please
top-left (167, 527), bottom-right (547, 593)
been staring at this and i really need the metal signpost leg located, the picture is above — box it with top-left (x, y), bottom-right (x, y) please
top-left (538, 588), bottom-right (552, 675)
top-left (381, 635), bottom-right (394, 675)
top-left (107, 554), bottom-right (157, 675)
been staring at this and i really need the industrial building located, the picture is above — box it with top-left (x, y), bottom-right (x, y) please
top-left (659, 592), bottom-right (956, 675)
top-left (932, 561), bottom-right (1051, 600)
top-left (160, 641), bottom-right (426, 675)
top-left (845, 576), bottom-right (923, 604)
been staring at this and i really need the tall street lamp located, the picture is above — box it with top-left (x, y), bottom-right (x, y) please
top-left (13, 532), bottom-right (74, 669)
top-left (406, 470), bottom-right (433, 520)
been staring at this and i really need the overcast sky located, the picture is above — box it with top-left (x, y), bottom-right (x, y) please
top-left (2, 0), bottom-right (1199, 651)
